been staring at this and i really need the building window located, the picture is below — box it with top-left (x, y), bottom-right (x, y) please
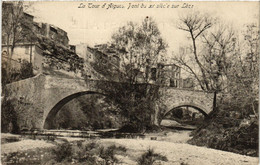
top-left (25, 46), bottom-right (30, 54)
top-left (170, 78), bottom-right (177, 87)
top-left (151, 68), bottom-right (157, 81)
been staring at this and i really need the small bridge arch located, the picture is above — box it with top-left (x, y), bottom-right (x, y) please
top-left (164, 102), bottom-right (209, 117)
top-left (159, 87), bottom-right (214, 117)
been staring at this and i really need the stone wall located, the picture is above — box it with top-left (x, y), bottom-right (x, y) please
top-left (5, 74), bottom-right (46, 130)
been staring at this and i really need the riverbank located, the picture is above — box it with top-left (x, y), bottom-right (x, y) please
top-left (1, 131), bottom-right (258, 165)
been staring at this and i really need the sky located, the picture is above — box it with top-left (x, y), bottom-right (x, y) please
top-left (28, 1), bottom-right (259, 55)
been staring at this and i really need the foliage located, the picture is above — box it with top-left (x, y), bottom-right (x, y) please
top-left (2, 1), bottom-right (36, 74)
top-left (175, 12), bottom-right (259, 116)
top-left (175, 11), bottom-right (259, 157)
top-left (1, 87), bottom-right (40, 132)
top-left (225, 24), bottom-right (259, 118)
top-left (1, 61), bottom-right (34, 132)
top-left (50, 141), bottom-right (127, 165)
top-left (1, 97), bottom-right (19, 133)
top-left (53, 142), bottom-right (73, 162)
top-left (175, 12), bottom-right (239, 111)
top-left (95, 81), bottom-right (160, 132)
top-left (1, 60), bottom-right (34, 88)
top-left (2, 147), bottom-right (55, 164)
top-left (137, 148), bottom-right (168, 165)
top-left (82, 17), bottom-right (168, 131)
top-left (176, 11), bottom-right (215, 92)
top-left (189, 108), bottom-right (258, 157)
top-left (53, 94), bottom-right (122, 130)
top-left (111, 17), bottom-right (167, 84)
top-left (99, 144), bottom-right (127, 165)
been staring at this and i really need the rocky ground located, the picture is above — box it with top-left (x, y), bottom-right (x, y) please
top-left (1, 129), bottom-right (258, 165)
top-left (100, 138), bottom-right (258, 165)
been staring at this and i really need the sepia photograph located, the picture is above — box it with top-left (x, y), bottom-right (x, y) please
top-left (1, 1), bottom-right (259, 164)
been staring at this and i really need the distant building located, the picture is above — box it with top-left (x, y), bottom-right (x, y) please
top-left (75, 43), bottom-right (89, 60)
top-left (182, 77), bottom-right (194, 89)
top-left (84, 44), bottom-right (123, 81)
top-left (2, 2), bottom-right (71, 74)
top-left (2, 43), bottom-right (43, 74)
top-left (87, 44), bottom-right (121, 69)
top-left (93, 44), bottom-right (120, 67)
top-left (157, 63), bottom-right (181, 87)
top-left (1, 6), bottom-right (43, 73)
top-left (33, 22), bottom-right (69, 47)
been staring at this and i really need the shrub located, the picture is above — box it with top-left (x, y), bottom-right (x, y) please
top-left (51, 141), bottom-right (127, 164)
top-left (1, 97), bottom-right (19, 133)
top-left (189, 108), bottom-right (259, 156)
top-left (53, 142), bottom-right (73, 162)
top-left (70, 141), bottom-right (98, 164)
top-left (99, 144), bottom-right (127, 165)
top-left (181, 162), bottom-right (189, 165)
top-left (137, 148), bottom-right (168, 165)
top-left (85, 141), bottom-right (99, 151)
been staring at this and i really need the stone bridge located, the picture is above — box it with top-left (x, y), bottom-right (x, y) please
top-left (4, 74), bottom-right (214, 130)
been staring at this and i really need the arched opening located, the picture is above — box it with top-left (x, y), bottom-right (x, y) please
top-left (161, 104), bottom-right (208, 129)
top-left (43, 91), bottom-right (122, 130)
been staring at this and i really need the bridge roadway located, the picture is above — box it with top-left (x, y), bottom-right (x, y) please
top-left (5, 74), bottom-right (214, 131)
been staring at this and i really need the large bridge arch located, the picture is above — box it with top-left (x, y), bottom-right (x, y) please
top-left (43, 91), bottom-right (107, 129)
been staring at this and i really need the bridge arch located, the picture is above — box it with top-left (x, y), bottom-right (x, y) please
top-left (163, 102), bottom-right (209, 117)
top-left (43, 91), bottom-right (107, 129)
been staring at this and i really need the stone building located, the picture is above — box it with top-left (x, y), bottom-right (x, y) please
top-left (145, 63), bottom-right (194, 89)
top-left (93, 44), bottom-right (121, 67)
top-left (33, 22), bottom-right (69, 47)
top-left (2, 43), bottom-right (43, 74)
top-left (85, 44), bottom-right (123, 81)
top-left (75, 43), bottom-right (89, 60)
top-left (156, 63), bottom-right (182, 87)
top-left (86, 44), bottom-right (121, 69)
top-left (2, 2), bottom-right (70, 74)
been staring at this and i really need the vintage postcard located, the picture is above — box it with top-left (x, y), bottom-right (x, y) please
top-left (1, 1), bottom-right (259, 164)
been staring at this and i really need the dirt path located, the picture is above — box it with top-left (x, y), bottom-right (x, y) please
top-left (100, 138), bottom-right (258, 165)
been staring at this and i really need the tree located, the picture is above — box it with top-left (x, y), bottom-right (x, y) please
top-left (174, 12), bottom-right (236, 111)
top-left (226, 24), bottom-right (259, 118)
top-left (94, 17), bottom-right (168, 131)
top-left (112, 16), bottom-right (167, 84)
top-left (176, 12), bottom-right (213, 91)
top-left (2, 2), bottom-right (35, 73)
